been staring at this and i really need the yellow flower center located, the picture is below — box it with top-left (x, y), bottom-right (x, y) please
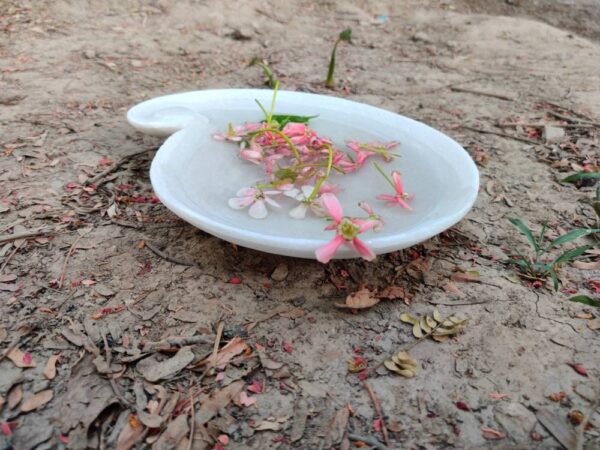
top-left (339, 218), bottom-right (360, 240)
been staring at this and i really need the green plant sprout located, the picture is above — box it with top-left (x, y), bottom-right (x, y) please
top-left (249, 57), bottom-right (277, 88)
top-left (503, 218), bottom-right (599, 290)
top-left (325, 28), bottom-right (352, 88)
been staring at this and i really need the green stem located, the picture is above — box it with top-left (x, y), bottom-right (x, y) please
top-left (307, 146), bottom-right (333, 202)
top-left (326, 39), bottom-right (340, 88)
top-left (267, 80), bottom-right (280, 126)
top-left (250, 128), bottom-right (301, 161)
top-left (373, 162), bottom-right (396, 190)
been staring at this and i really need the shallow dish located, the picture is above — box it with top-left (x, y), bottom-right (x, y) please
top-left (128, 89), bottom-right (479, 259)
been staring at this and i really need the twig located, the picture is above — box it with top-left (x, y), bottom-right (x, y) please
top-left (86, 147), bottom-right (157, 186)
top-left (362, 380), bottom-right (391, 448)
top-left (0, 228), bottom-right (51, 245)
top-left (576, 393), bottom-right (599, 450)
top-left (210, 322), bottom-right (224, 367)
top-left (348, 433), bottom-right (388, 450)
top-left (461, 126), bottom-right (541, 145)
top-left (0, 240), bottom-right (24, 273)
top-left (547, 111), bottom-right (600, 127)
top-left (428, 300), bottom-right (490, 306)
top-left (144, 240), bottom-right (195, 267)
top-left (58, 235), bottom-right (82, 289)
top-left (187, 387), bottom-right (195, 450)
top-left (142, 335), bottom-right (213, 352)
top-left (450, 86), bottom-right (514, 101)
top-left (497, 122), bottom-right (593, 129)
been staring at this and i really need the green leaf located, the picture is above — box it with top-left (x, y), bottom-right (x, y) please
top-left (546, 228), bottom-right (600, 250)
top-left (339, 28), bottom-right (352, 41)
top-left (274, 168), bottom-right (297, 182)
top-left (560, 172), bottom-right (600, 183)
top-left (568, 295), bottom-right (600, 308)
top-left (267, 114), bottom-right (318, 128)
top-left (326, 29), bottom-right (352, 88)
top-left (501, 258), bottom-right (530, 269)
top-left (508, 218), bottom-right (539, 253)
top-left (552, 245), bottom-right (591, 266)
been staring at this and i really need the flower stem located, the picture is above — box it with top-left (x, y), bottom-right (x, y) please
top-left (373, 162), bottom-right (396, 190)
top-left (307, 146), bottom-right (334, 202)
top-left (250, 128), bottom-right (301, 161)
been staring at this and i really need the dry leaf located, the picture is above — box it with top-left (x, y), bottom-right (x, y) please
top-left (481, 426), bottom-right (505, 440)
top-left (412, 323), bottom-right (423, 338)
top-left (196, 381), bottom-right (244, 425)
top-left (377, 285), bottom-right (411, 304)
top-left (197, 337), bottom-right (246, 368)
top-left (572, 261), bottom-right (600, 270)
top-left (43, 354), bottom-right (60, 380)
top-left (489, 393), bottom-right (510, 400)
top-left (279, 308), bottom-right (306, 319)
top-left (21, 389), bottom-right (53, 412)
top-left (8, 385), bottom-right (22, 409)
top-left (323, 406), bottom-right (350, 448)
top-left (400, 313), bottom-right (418, 325)
top-left (451, 270), bottom-right (480, 283)
top-left (335, 288), bottom-right (380, 310)
top-left (253, 417), bottom-right (289, 431)
top-left (384, 350), bottom-right (418, 377)
top-left (6, 348), bottom-right (36, 368)
top-left (443, 281), bottom-right (465, 296)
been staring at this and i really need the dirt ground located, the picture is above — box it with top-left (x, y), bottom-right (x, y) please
top-left (1, 0), bottom-right (600, 449)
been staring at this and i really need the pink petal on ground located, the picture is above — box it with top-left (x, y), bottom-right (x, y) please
top-left (352, 237), bottom-right (376, 261)
top-left (315, 235), bottom-right (344, 263)
top-left (376, 194), bottom-right (397, 202)
top-left (391, 171), bottom-right (404, 195)
top-left (320, 193), bottom-right (343, 223)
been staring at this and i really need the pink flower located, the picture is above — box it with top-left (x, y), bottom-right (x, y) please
top-left (228, 187), bottom-right (281, 219)
top-left (358, 201), bottom-right (384, 232)
top-left (347, 140), bottom-right (399, 163)
top-left (315, 193), bottom-right (376, 263)
top-left (377, 171), bottom-right (413, 209)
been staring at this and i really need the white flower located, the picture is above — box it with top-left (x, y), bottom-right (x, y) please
top-left (228, 187), bottom-right (280, 219)
top-left (283, 185), bottom-right (326, 219)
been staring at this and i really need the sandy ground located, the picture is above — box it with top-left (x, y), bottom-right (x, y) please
top-left (1, 0), bottom-right (600, 449)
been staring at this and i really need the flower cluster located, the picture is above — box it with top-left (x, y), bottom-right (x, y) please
top-left (214, 84), bottom-right (412, 262)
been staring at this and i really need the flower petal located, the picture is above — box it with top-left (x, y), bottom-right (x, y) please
top-left (315, 235), bottom-right (344, 263)
top-left (248, 200), bottom-right (268, 219)
top-left (283, 188), bottom-right (300, 199)
top-left (301, 185), bottom-right (314, 198)
top-left (237, 187), bottom-right (255, 197)
top-left (352, 237), bottom-right (376, 261)
top-left (354, 219), bottom-right (377, 233)
top-left (397, 198), bottom-right (412, 210)
top-left (264, 197), bottom-right (281, 208)
top-left (391, 171), bottom-right (404, 195)
top-left (289, 203), bottom-right (308, 219)
top-left (320, 193), bottom-right (343, 223)
top-left (228, 197), bottom-right (252, 209)
top-left (377, 194), bottom-right (397, 202)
